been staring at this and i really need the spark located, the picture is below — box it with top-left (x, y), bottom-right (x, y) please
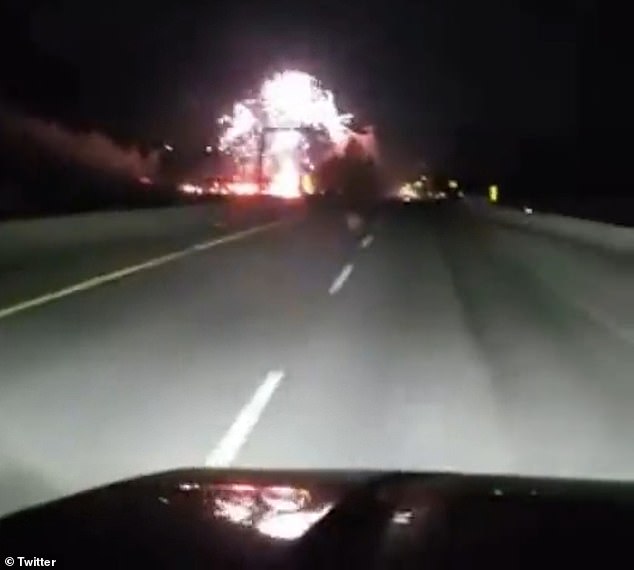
top-left (218, 70), bottom-right (353, 198)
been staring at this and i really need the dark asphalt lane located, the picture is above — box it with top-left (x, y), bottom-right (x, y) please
top-left (0, 198), bottom-right (295, 307)
top-left (1, 202), bottom-right (633, 517)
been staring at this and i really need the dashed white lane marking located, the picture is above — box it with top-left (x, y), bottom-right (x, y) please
top-left (360, 234), bottom-right (374, 248)
top-left (205, 370), bottom-right (285, 467)
top-left (0, 221), bottom-right (283, 321)
top-left (328, 263), bottom-right (354, 295)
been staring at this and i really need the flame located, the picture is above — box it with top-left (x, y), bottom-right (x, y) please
top-left (179, 182), bottom-right (203, 195)
top-left (266, 157), bottom-right (301, 198)
top-left (301, 173), bottom-right (315, 194)
top-left (226, 181), bottom-right (259, 195)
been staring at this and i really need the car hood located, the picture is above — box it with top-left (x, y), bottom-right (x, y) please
top-left (1, 468), bottom-right (633, 568)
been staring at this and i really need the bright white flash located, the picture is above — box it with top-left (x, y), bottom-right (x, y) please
top-left (260, 71), bottom-right (351, 144)
top-left (218, 70), bottom-right (353, 197)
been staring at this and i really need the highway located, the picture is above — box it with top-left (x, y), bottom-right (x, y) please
top-left (1, 201), bottom-right (633, 516)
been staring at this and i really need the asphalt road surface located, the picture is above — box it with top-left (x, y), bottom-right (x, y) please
top-left (1, 201), bottom-right (633, 516)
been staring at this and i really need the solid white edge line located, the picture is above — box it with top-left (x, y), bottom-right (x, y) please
top-left (360, 234), bottom-right (374, 248)
top-left (205, 370), bottom-right (285, 467)
top-left (328, 263), bottom-right (354, 295)
top-left (578, 302), bottom-right (634, 346)
top-left (0, 220), bottom-right (283, 321)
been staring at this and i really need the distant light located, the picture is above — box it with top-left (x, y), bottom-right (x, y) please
top-left (138, 176), bottom-right (152, 185)
top-left (179, 182), bottom-right (203, 195)
top-left (489, 184), bottom-right (499, 203)
top-left (397, 183), bottom-right (419, 202)
top-left (413, 180), bottom-right (423, 189)
top-left (163, 143), bottom-right (174, 152)
top-left (524, 206), bottom-right (533, 215)
top-left (205, 145), bottom-right (213, 154)
top-left (448, 179), bottom-right (458, 189)
top-left (392, 510), bottom-right (413, 525)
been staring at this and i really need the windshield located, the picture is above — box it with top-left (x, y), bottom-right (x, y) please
top-left (0, 1), bottom-right (627, 519)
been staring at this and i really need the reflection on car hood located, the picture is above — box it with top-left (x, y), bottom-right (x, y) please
top-left (1, 469), bottom-right (633, 569)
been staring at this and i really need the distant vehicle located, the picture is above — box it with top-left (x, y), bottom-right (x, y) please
top-left (2, 468), bottom-right (632, 568)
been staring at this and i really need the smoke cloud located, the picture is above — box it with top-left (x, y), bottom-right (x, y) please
top-left (331, 125), bottom-right (379, 163)
top-left (0, 106), bottom-right (159, 180)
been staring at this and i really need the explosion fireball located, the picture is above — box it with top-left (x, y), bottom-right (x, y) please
top-left (217, 70), bottom-right (354, 198)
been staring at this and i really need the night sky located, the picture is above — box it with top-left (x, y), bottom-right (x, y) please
top-left (2, 0), bottom-right (579, 186)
